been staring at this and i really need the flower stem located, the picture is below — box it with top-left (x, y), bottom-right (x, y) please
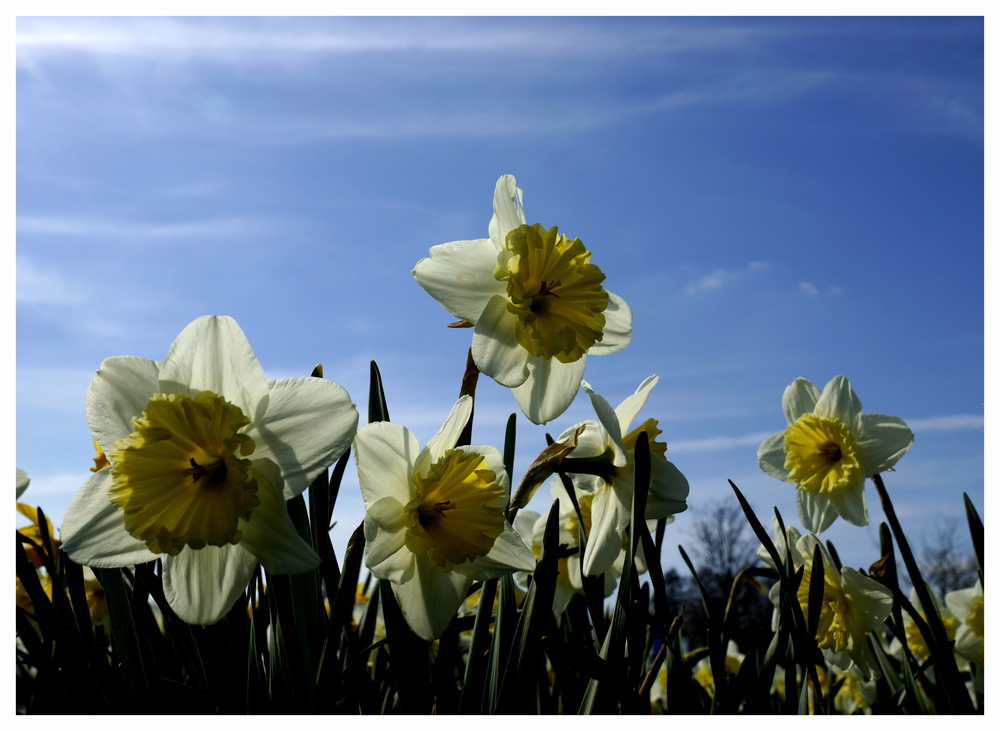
top-left (456, 347), bottom-right (479, 448)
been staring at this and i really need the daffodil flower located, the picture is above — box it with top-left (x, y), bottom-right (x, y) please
top-left (889, 586), bottom-right (959, 665)
top-left (758, 376), bottom-right (913, 534)
top-left (771, 533), bottom-right (892, 678)
top-left (692, 640), bottom-right (745, 697)
top-left (833, 667), bottom-right (877, 715)
top-left (60, 315), bottom-right (359, 625)
top-left (946, 580), bottom-right (984, 667)
top-left (556, 376), bottom-right (689, 576)
top-left (354, 395), bottom-right (536, 640)
top-left (412, 175), bottom-right (632, 424)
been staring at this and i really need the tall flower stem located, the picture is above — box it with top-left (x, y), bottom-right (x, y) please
top-left (456, 347), bottom-right (480, 447)
top-left (871, 473), bottom-right (974, 714)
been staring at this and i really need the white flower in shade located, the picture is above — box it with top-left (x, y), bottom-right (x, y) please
top-left (758, 376), bottom-right (914, 534)
top-left (353, 395), bottom-right (536, 641)
top-left (770, 533), bottom-right (892, 679)
top-left (60, 316), bottom-right (358, 625)
top-left (889, 586), bottom-right (960, 666)
top-left (412, 175), bottom-right (632, 425)
top-left (946, 580), bottom-right (984, 668)
top-left (16, 469), bottom-right (30, 499)
top-left (557, 376), bottom-right (688, 576)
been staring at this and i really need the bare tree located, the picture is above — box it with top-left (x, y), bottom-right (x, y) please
top-left (918, 517), bottom-right (978, 597)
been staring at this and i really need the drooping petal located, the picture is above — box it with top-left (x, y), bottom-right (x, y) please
top-left (587, 291), bottom-right (632, 356)
top-left (614, 375), bottom-right (658, 434)
top-left (855, 414), bottom-right (914, 475)
top-left (781, 378), bottom-right (822, 425)
top-left (757, 432), bottom-right (791, 480)
top-left (827, 483), bottom-right (869, 527)
top-left (238, 460), bottom-right (320, 575)
top-left (60, 469), bottom-right (159, 568)
top-left (583, 484), bottom-right (629, 576)
top-left (488, 174), bottom-right (526, 249)
top-left (512, 509), bottom-right (541, 544)
top-left (796, 490), bottom-right (839, 535)
top-left (158, 316), bottom-right (271, 424)
top-left (353, 422), bottom-right (419, 509)
top-left (814, 376), bottom-right (863, 432)
top-left (162, 542), bottom-right (258, 625)
top-left (512, 354), bottom-right (587, 425)
top-left (419, 396), bottom-right (473, 471)
top-left (645, 457), bottom-right (690, 519)
top-left (454, 524), bottom-right (536, 580)
top-left (559, 419), bottom-right (606, 459)
top-left (412, 238), bottom-right (508, 324)
top-left (245, 377), bottom-right (358, 499)
top-left (86, 356), bottom-right (161, 455)
top-left (582, 381), bottom-right (626, 464)
top-left (16, 468), bottom-right (30, 498)
top-left (391, 551), bottom-right (473, 640)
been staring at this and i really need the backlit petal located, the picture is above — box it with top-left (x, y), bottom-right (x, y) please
top-left (814, 376), bottom-right (862, 432)
top-left (472, 295), bottom-right (530, 388)
top-left (856, 414), bottom-right (914, 475)
top-left (757, 432), bottom-right (790, 480)
top-left (413, 238), bottom-right (507, 324)
top-left (613, 375), bottom-right (658, 435)
top-left (512, 354), bottom-right (587, 425)
top-left (163, 542), bottom-right (257, 625)
top-left (247, 377), bottom-right (358, 499)
top-left (86, 356), bottom-right (161, 456)
top-left (782, 378), bottom-right (821, 425)
top-left (391, 551), bottom-right (473, 640)
top-left (796, 490), bottom-right (839, 535)
top-left (158, 315), bottom-right (270, 424)
top-left (587, 291), bottom-right (632, 355)
top-left (488, 174), bottom-right (526, 248)
top-left (60, 469), bottom-right (159, 568)
top-left (353, 422), bottom-right (419, 509)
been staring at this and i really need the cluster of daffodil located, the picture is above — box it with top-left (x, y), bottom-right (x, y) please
top-left (16, 175), bottom-right (983, 714)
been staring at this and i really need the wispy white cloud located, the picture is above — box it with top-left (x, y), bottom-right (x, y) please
top-left (669, 431), bottom-right (774, 452)
top-left (798, 281), bottom-right (843, 298)
top-left (17, 256), bottom-right (83, 305)
top-left (17, 215), bottom-right (263, 240)
top-left (685, 261), bottom-right (768, 296)
top-left (905, 414), bottom-right (984, 432)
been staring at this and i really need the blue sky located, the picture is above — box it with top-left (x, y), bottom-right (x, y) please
top-left (16, 16), bottom-right (984, 576)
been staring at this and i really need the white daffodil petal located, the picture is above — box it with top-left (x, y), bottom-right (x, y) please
top-left (353, 422), bottom-right (420, 509)
top-left (392, 552), bottom-right (473, 641)
top-left (588, 291), bottom-right (632, 355)
top-left (782, 378), bottom-right (822, 425)
top-left (513, 355), bottom-right (587, 425)
top-left (757, 432), bottom-right (791, 480)
top-left (645, 458), bottom-right (690, 519)
top-left (472, 295), bottom-right (531, 388)
top-left (856, 414), bottom-right (914, 475)
top-left (488, 174), bottom-right (526, 247)
top-left (584, 486), bottom-right (628, 576)
top-left (796, 490), bottom-right (839, 535)
top-left (614, 375), bottom-right (658, 435)
top-left (814, 376), bottom-right (863, 431)
top-left (238, 462), bottom-right (320, 575)
top-left (827, 484), bottom-right (869, 527)
top-left (364, 510), bottom-right (412, 582)
top-left (583, 382), bottom-right (626, 462)
top-left (60, 469), bottom-right (160, 568)
top-left (455, 524), bottom-right (536, 580)
top-left (560, 419), bottom-right (606, 459)
top-left (512, 510), bottom-right (542, 543)
top-left (158, 315), bottom-right (270, 424)
top-left (163, 543), bottom-right (258, 625)
top-left (248, 377), bottom-right (358, 500)
top-left (412, 238), bottom-right (508, 324)
top-left (421, 396), bottom-right (473, 468)
top-left (16, 468), bottom-right (30, 499)
top-left (86, 355), bottom-right (161, 455)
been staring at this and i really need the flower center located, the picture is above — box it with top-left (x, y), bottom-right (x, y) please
top-left (905, 610), bottom-right (956, 661)
top-left (797, 565), bottom-right (850, 653)
top-left (623, 418), bottom-right (669, 459)
top-left (107, 391), bottom-right (260, 556)
top-left (783, 413), bottom-right (862, 495)
top-left (495, 223), bottom-right (609, 363)
top-left (404, 449), bottom-right (506, 571)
